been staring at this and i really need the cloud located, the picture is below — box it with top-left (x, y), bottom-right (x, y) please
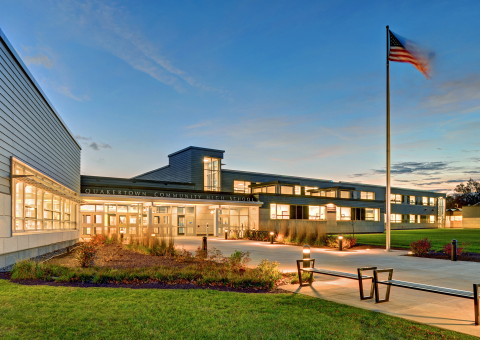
top-left (185, 121), bottom-right (212, 129)
top-left (422, 74), bottom-right (480, 113)
top-left (75, 135), bottom-right (112, 151)
top-left (56, 85), bottom-right (90, 101)
top-left (465, 170), bottom-right (480, 174)
top-left (55, 0), bottom-right (222, 94)
top-left (23, 53), bottom-right (53, 69)
top-left (461, 149), bottom-right (480, 153)
top-left (74, 134), bottom-right (92, 141)
top-left (373, 161), bottom-right (450, 175)
top-left (89, 142), bottom-right (112, 151)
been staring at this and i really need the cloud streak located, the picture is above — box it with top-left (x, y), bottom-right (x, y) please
top-left (56, 0), bottom-right (221, 94)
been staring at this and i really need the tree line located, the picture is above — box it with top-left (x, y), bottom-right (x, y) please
top-left (446, 178), bottom-right (480, 209)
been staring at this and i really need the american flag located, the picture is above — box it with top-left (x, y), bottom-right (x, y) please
top-left (389, 30), bottom-right (430, 79)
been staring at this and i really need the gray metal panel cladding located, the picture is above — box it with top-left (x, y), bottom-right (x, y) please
top-left (0, 33), bottom-right (81, 192)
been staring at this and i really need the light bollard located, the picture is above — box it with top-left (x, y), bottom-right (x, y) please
top-left (202, 236), bottom-right (207, 253)
top-left (451, 239), bottom-right (457, 261)
top-left (270, 231), bottom-right (274, 244)
top-left (224, 229), bottom-right (228, 240)
top-left (338, 235), bottom-right (343, 251)
top-left (303, 244), bottom-right (311, 268)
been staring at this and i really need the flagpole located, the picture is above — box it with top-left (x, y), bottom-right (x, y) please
top-left (386, 25), bottom-right (391, 252)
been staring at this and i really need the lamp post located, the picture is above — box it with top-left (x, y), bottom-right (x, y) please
top-left (338, 235), bottom-right (343, 251)
top-left (270, 231), bottom-right (274, 244)
top-left (303, 245), bottom-right (311, 268)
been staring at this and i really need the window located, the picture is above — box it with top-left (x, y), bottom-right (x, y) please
top-left (336, 207), bottom-right (351, 220)
top-left (129, 216), bottom-right (137, 224)
top-left (94, 215), bottom-right (102, 224)
top-left (154, 216), bottom-right (160, 224)
top-left (365, 208), bottom-right (379, 221)
top-left (270, 204), bottom-right (290, 219)
top-left (361, 192), bottom-right (375, 200)
top-left (204, 157), bottom-right (221, 191)
top-left (340, 191), bottom-right (351, 199)
top-left (234, 181), bottom-right (251, 193)
top-left (119, 216), bottom-right (127, 224)
top-left (429, 197), bottom-right (435, 206)
top-left (429, 215), bottom-right (435, 223)
top-left (408, 196), bottom-right (415, 205)
top-left (409, 214), bottom-right (416, 223)
top-left (128, 205), bottom-right (139, 213)
top-left (390, 214), bottom-right (402, 223)
top-left (391, 194), bottom-right (402, 204)
top-left (324, 190), bottom-right (336, 198)
top-left (280, 186), bottom-right (294, 195)
top-left (308, 206), bottom-right (325, 220)
top-left (253, 186), bottom-right (276, 193)
top-left (422, 197), bottom-right (428, 205)
top-left (295, 186), bottom-right (301, 195)
top-left (117, 205), bottom-right (128, 213)
top-left (82, 215), bottom-right (92, 224)
top-left (305, 187), bottom-right (318, 196)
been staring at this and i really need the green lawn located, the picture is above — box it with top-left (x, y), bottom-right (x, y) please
top-left (352, 229), bottom-right (480, 252)
top-left (0, 280), bottom-right (473, 339)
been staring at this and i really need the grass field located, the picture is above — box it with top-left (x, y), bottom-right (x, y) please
top-left (0, 280), bottom-right (473, 339)
top-left (351, 229), bottom-right (480, 252)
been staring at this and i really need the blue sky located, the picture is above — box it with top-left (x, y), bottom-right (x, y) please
top-left (1, 0), bottom-right (480, 193)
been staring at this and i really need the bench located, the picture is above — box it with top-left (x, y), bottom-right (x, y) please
top-left (296, 259), bottom-right (377, 300)
top-left (374, 269), bottom-right (480, 325)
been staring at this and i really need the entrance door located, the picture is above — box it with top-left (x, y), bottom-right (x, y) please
top-left (178, 216), bottom-right (185, 235)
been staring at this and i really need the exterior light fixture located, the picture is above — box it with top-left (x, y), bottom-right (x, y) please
top-left (338, 235), bottom-right (343, 251)
top-left (303, 245), bottom-right (311, 268)
top-left (151, 234), bottom-right (155, 237)
top-left (270, 231), bottom-right (274, 244)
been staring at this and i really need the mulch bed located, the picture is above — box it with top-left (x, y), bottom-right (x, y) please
top-left (0, 272), bottom-right (288, 294)
top-left (47, 244), bottom-right (189, 269)
top-left (406, 252), bottom-right (480, 262)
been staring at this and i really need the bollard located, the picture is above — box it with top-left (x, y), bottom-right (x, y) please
top-left (303, 245), bottom-right (311, 268)
top-left (270, 231), bottom-right (274, 244)
top-left (202, 236), bottom-right (207, 253)
top-left (224, 229), bottom-right (228, 240)
top-left (451, 239), bottom-right (457, 261)
top-left (338, 235), bottom-right (343, 251)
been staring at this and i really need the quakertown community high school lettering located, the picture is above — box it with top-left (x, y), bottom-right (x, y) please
top-left (83, 188), bottom-right (256, 201)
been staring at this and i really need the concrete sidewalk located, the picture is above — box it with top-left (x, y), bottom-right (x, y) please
top-left (175, 237), bottom-right (480, 337)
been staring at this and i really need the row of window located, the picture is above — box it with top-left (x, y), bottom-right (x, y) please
top-left (390, 214), bottom-right (436, 223)
top-left (447, 216), bottom-right (462, 221)
top-left (391, 194), bottom-right (436, 206)
top-left (270, 204), bottom-right (380, 221)
top-left (14, 182), bottom-right (78, 232)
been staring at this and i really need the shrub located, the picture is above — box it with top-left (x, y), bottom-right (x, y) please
top-left (326, 235), bottom-right (357, 249)
top-left (89, 234), bottom-right (106, 247)
top-left (11, 260), bottom-right (43, 280)
top-left (442, 243), bottom-right (464, 256)
top-left (75, 243), bottom-right (97, 267)
top-left (410, 238), bottom-right (432, 256)
top-left (228, 250), bottom-right (251, 271)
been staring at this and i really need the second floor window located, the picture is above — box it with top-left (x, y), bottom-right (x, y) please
top-left (408, 196), bottom-right (416, 205)
top-left (234, 181), bottom-right (251, 193)
top-left (204, 157), bottom-right (221, 191)
top-left (360, 191), bottom-right (375, 200)
top-left (391, 194), bottom-right (402, 204)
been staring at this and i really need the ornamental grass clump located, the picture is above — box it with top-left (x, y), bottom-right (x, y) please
top-left (326, 235), bottom-right (357, 249)
top-left (410, 238), bottom-right (432, 256)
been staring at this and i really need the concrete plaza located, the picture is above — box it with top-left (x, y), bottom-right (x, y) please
top-left (176, 237), bottom-right (480, 337)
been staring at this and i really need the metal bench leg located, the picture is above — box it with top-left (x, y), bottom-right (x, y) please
top-left (474, 284), bottom-right (479, 326)
top-left (374, 269), bottom-right (393, 303)
top-left (357, 267), bottom-right (377, 300)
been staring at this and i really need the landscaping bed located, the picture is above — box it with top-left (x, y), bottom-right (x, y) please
top-left (8, 235), bottom-right (303, 291)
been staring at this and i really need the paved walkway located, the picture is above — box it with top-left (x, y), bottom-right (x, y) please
top-left (175, 237), bottom-right (480, 337)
